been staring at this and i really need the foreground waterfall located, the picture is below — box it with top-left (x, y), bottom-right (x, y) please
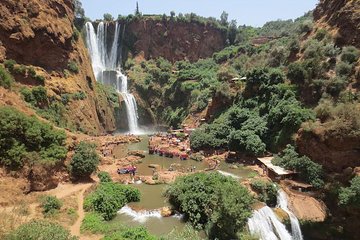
top-left (85, 21), bottom-right (140, 133)
top-left (248, 206), bottom-right (292, 240)
top-left (277, 190), bottom-right (303, 240)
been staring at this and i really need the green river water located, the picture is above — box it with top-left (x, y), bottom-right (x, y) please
top-left (112, 135), bottom-right (256, 237)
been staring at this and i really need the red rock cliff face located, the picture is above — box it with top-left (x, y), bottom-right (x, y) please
top-left (0, 0), bottom-right (116, 135)
top-left (314, 0), bottom-right (360, 48)
top-left (124, 18), bottom-right (227, 62)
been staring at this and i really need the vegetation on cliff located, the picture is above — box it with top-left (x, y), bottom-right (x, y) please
top-left (70, 141), bottom-right (100, 179)
top-left (0, 106), bottom-right (67, 170)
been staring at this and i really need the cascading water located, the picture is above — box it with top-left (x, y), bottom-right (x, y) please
top-left (277, 190), bottom-right (303, 240)
top-left (248, 206), bottom-right (292, 240)
top-left (85, 21), bottom-right (141, 134)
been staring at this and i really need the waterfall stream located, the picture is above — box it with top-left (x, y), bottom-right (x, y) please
top-left (248, 190), bottom-right (304, 240)
top-left (277, 190), bottom-right (303, 240)
top-left (85, 21), bottom-right (140, 134)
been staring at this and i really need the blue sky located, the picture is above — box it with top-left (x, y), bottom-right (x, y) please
top-left (81, 0), bottom-right (318, 27)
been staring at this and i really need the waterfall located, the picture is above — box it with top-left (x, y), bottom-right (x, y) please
top-left (217, 170), bottom-right (240, 179)
top-left (85, 21), bottom-right (141, 134)
top-left (118, 205), bottom-right (183, 223)
top-left (277, 190), bottom-right (303, 240)
top-left (248, 206), bottom-right (292, 240)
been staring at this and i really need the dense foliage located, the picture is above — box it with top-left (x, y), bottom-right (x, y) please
top-left (70, 141), bottom-right (100, 179)
top-left (0, 106), bottom-right (67, 169)
top-left (41, 195), bottom-right (63, 215)
top-left (84, 182), bottom-right (140, 220)
top-left (250, 180), bottom-right (278, 207)
top-left (103, 227), bottom-right (157, 240)
top-left (339, 176), bottom-right (360, 207)
top-left (272, 145), bottom-right (324, 188)
top-left (5, 220), bottom-right (77, 240)
top-left (190, 67), bottom-right (314, 154)
top-left (165, 172), bottom-right (253, 239)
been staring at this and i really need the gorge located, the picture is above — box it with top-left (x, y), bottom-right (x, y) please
top-left (0, 0), bottom-right (359, 240)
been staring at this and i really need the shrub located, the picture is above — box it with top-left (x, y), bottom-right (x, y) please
top-left (72, 91), bottom-right (87, 100)
top-left (339, 176), bottom-right (360, 207)
top-left (70, 141), bottom-right (100, 179)
top-left (250, 180), bottom-right (278, 206)
top-left (165, 172), bottom-right (254, 239)
top-left (84, 182), bottom-right (140, 220)
top-left (20, 87), bottom-right (35, 104)
top-left (0, 65), bottom-right (14, 89)
top-left (4, 59), bottom-right (16, 71)
top-left (5, 220), bottom-right (77, 240)
top-left (34, 75), bottom-right (45, 84)
top-left (299, 20), bottom-right (313, 33)
top-left (103, 227), bottom-right (157, 240)
top-left (41, 195), bottom-right (62, 215)
top-left (228, 130), bottom-right (266, 155)
top-left (336, 61), bottom-right (353, 76)
top-left (67, 61), bottom-right (79, 73)
top-left (31, 86), bottom-right (48, 107)
top-left (81, 212), bottom-right (107, 234)
top-left (340, 46), bottom-right (359, 64)
top-left (13, 65), bottom-right (27, 75)
top-left (98, 171), bottom-right (112, 183)
top-left (103, 13), bottom-right (114, 21)
top-left (0, 106), bottom-right (66, 169)
top-left (272, 145), bottom-right (324, 188)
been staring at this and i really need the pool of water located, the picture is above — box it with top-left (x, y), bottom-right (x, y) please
top-left (112, 135), bottom-right (256, 237)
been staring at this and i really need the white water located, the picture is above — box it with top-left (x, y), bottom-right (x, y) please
top-left (248, 206), bottom-right (292, 240)
top-left (217, 170), bottom-right (240, 179)
top-left (85, 21), bottom-right (141, 134)
top-left (118, 205), bottom-right (183, 223)
top-left (277, 190), bottom-right (303, 240)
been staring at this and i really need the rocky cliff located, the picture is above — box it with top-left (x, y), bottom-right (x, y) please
top-left (123, 18), bottom-right (227, 62)
top-left (314, 0), bottom-right (360, 48)
top-left (0, 0), bottom-right (116, 135)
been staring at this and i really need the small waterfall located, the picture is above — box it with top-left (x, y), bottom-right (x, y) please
top-left (85, 21), bottom-right (141, 134)
top-left (217, 170), bottom-right (240, 179)
top-left (118, 205), bottom-right (162, 223)
top-left (277, 190), bottom-right (303, 240)
top-left (248, 206), bottom-right (292, 240)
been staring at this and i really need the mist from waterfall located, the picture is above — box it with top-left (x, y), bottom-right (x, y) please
top-left (85, 21), bottom-right (140, 134)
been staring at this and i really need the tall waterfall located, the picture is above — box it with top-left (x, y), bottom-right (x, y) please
top-left (85, 21), bottom-right (140, 134)
top-left (248, 206), bottom-right (292, 240)
top-left (277, 190), bottom-right (303, 240)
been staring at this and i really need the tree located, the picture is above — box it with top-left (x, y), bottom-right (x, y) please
top-left (227, 20), bottom-right (237, 45)
top-left (73, 0), bottom-right (85, 18)
top-left (339, 176), bottom-right (360, 207)
top-left (165, 172), bottom-right (253, 239)
top-left (170, 11), bottom-right (176, 20)
top-left (220, 11), bottom-right (229, 26)
top-left (103, 13), bottom-right (114, 21)
top-left (70, 141), bottom-right (99, 179)
top-left (135, 1), bottom-right (140, 16)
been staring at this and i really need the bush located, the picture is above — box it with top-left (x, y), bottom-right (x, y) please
top-left (336, 61), bottom-right (353, 76)
top-left (0, 65), bottom-right (14, 89)
top-left (4, 59), bottom-right (16, 71)
top-left (0, 106), bottom-right (66, 169)
top-left (34, 74), bottom-right (45, 84)
top-left (20, 87), bottom-right (35, 104)
top-left (165, 172), bottom-right (254, 239)
top-left (340, 46), bottom-right (359, 64)
top-left (228, 130), bottom-right (266, 155)
top-left (67, 61), bottom-right (79, 73)
top-left (339, 176), bottom-right (360, 207)
top-left (41, 195), bottom-right (62, 215)
top-left (98, 171), bottom-right (112, 183)
top-left (84, 182), bottom-right (140, 220)
top-left (70, 141), bottom-right (100, 179)
top-left (250, 180), bottom-right (278, 206)
top-left (31, 86), bottom-right (48, 107)
top-left (103, 227), bottom-right (157, 240)
top-left (5, 220), bottom-right (77, 240)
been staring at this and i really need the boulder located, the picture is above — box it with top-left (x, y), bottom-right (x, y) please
top-left (161, 207), bottom-right (173, 217)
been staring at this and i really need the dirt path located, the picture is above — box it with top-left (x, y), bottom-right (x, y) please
top-left (70, 187), bottom-right (87, 237)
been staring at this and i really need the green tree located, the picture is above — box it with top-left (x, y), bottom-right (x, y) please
top-left (339, 176), bottom-right (360, 207)
top-left (165, 172), bottom-right (253, 239)
top-left (70, 141), bottom-right (100, 179)
top-left (0, 65), bottom-right (14, 89)
top-left (220, 11), bottom-right (229, 26)
top-left (98, 171), bottom-right (112, 183)
top-left (73, 0), bottom-right (85, 18)
top-left (103, 13), bottom-right (114, 21)
top-left (41, 195), bottom-right (62, 215)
